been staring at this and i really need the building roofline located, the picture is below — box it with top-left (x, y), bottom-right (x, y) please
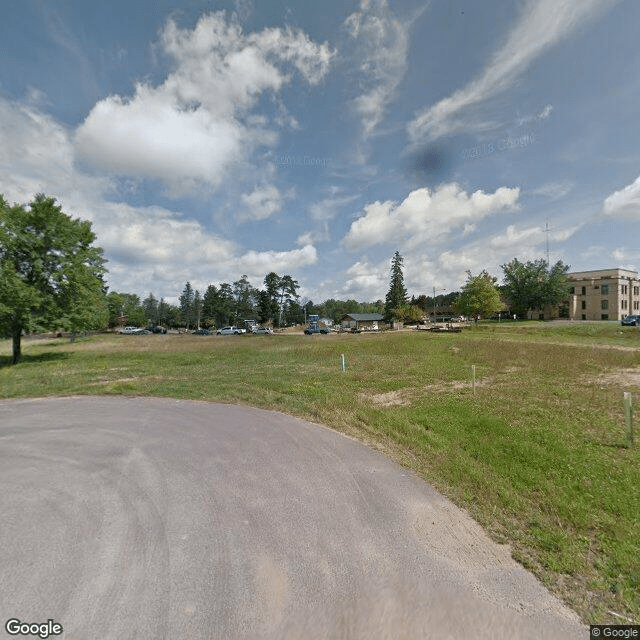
top-left (568, 268), bottom-right (638, 277)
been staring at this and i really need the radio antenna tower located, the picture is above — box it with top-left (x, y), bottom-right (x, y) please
top-left (544, 220), bottom-right (550, 266)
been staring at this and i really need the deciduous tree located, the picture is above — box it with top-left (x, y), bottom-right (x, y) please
top-left (0, 194), bottom-right (106, 363)
top-left (455, 271), bottom-right (503, 320)
top-left (501, 258), bottom-right (570, 318)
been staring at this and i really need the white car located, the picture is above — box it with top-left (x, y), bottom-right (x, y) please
top-left (252, 326), bottom-right (273, 335)
top-left (216, 326), bottom-right (245, 335)
top-left (118, 326), bottom-right (140, 334)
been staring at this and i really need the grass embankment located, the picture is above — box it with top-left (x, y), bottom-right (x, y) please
top-left (1, 323), bottom-right (639, 624)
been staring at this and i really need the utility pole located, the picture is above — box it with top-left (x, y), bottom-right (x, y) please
top-left (433, 286), bottom-right (446, 321)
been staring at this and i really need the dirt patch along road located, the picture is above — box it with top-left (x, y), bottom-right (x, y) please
top-left (0, 396), bottom-right (586, 639)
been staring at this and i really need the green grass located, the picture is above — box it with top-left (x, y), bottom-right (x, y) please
top-left (2, 324), bottom-right (640, 623)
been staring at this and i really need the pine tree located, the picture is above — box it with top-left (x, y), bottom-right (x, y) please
top-left (193, 290), bottom-right (202, 329)
top-left (179, 282), bottom-right (195, 329)
top-left (384, 251), bottom-right (408, 321)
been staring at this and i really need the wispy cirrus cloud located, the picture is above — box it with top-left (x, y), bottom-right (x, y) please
top-left (407, 0), bottom-right (619, 144)
top-left (345, 0), bottom-right (422, 139)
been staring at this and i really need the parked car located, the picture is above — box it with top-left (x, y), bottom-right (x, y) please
top-left (118, 326), bottom-right (140, 334)
top-left (149, 325), bottom-right (167, 334)
top-left (252, 326), bottom-right (273, 335)
top-left (304, 326), bottom-right (330, 335)
top-left (216, 326), bottom-right (245, 335)
top-left (192, 328), bottom-right (211, 335)
top-left (621, 315), bottom-right (640, 326)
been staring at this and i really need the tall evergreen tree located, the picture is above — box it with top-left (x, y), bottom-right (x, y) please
top-left (142, 293), bottom-right (158, 324)
top-left (384, 251), bottom-right (408, 321)
top-left (106, 292), bottom-right (125, 328)
top-left (257, 290), bottom-right (273, 324)
top-left (179, 282), bottom-right (195, 329)
top-left (233, 275), bottom-right (257, 323)
top-left (262, 272), bottom-right (282, 325)
top-left (193, 290), bottom-right (202, 328)
top-left (276, 275), bottom-right (300, 326)
top-left (217, 283), bottom-right (235, 326)
top-left (157, 297), bottom-right (172, 327)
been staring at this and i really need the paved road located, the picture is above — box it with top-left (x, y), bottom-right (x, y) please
top-left (0, 397), bottom-right (586, 639)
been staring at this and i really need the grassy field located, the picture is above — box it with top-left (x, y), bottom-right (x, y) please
top-left (1, 322), bottom-right (639, 624)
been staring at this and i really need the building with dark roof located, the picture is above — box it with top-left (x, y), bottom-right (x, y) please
top-left (339, 313), bottom-right (385, 331)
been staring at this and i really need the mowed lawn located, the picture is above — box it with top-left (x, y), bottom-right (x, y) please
top-left (1, 323), bottom-right (639, 624)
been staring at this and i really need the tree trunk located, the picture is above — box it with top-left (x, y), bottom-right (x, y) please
top-left (11, 327), bottom-right (22, 365)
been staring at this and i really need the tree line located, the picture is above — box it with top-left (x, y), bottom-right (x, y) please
top-left (1, 194), bottom-right (572, 365)
top-left (106, 281), bottom-right (386, 331)
top-left (383, 250), bottom-right (571, 323)
top-left (108, 273), bottom-right (304, 331)
top-left (0, 194), bottom-right (387, 363)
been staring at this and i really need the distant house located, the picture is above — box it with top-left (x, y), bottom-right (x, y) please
top-left (340, 313), bottom-right (385, 331)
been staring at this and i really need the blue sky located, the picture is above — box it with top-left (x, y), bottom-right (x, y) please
top-left (1, 0), bottom-right (639, 304)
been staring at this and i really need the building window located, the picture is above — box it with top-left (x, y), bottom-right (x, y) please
top-left (622, 284), bottom-right (628, 294)
top-left (581, 286), bottom-right (586, 295)
top-left (601, 300), bottom-right (609, 310)
top-left (634, 301), bottom-right (639, 310)
top-left (622, 300), bottom-right (628, 309)
top-left (601, 314), bottom-right (609, 320)
top-left (581, 300), bottom-right (586, 310)
top-left (581, 314), bottom-right (586, 320)
top-left (569, 286), bottom-right (575, 294)
top-left (634, 286), bottom-right (639, 296)
top-left (601, 284), bottom-right (609, 295)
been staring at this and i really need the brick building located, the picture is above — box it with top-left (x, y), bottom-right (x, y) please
top-left (567, 268), bottom-right (640, 321)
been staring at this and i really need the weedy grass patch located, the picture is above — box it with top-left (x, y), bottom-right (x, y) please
top-left (1, 324), bottom-right (639, 623)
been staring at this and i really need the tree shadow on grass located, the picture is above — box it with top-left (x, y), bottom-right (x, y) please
top-left (0, 352), bottom-right (70, 369)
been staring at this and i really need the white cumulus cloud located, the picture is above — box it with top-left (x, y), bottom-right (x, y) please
top-left (239, 184), bottom-right (284, 222)
top-left (343, 183), bottom-right (520, 251)
top-left (603, 175), bottom-right (640, 219)
top-left (75, 12), bottom-right (335, 193)
top-left (240, 244), bottom-right (318, 275)
top-left (0, 96), bottom-right (316, 300)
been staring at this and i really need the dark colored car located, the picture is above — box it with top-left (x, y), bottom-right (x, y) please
top-left (621, 315), bottom-right (640, 326)
top-left (192, 328), bottom-right (212, 335)
top-left (148, 325), bottom-right (167, 334)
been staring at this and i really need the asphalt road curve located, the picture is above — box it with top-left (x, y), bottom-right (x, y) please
top-left (0, 397), bottom-right (586, 640)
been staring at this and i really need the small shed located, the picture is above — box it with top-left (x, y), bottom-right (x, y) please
top-left (340, 313), bottom-right (384, 331)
